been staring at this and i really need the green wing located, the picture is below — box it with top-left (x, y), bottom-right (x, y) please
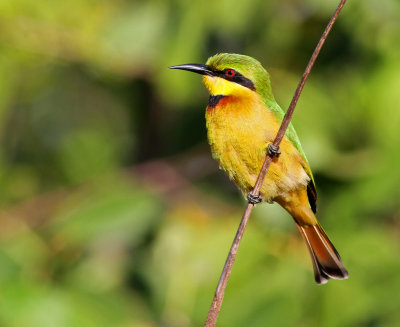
top-left (266, 100), bottom-right (317, 212)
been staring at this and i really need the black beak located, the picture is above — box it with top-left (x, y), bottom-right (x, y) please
top-left (168, 64), bottom-right (214, 76)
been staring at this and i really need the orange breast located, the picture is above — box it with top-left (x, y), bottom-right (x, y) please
top-left (205, 93), bottom-right (309, 201)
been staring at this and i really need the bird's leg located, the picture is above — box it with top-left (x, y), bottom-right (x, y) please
top-left (267, 144), bottom-right (281, 158)
top-left (247, 193), bottom-right (262, 205)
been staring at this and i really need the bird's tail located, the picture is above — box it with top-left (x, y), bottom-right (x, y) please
top-left (297, 223), bottom-right (348, 284)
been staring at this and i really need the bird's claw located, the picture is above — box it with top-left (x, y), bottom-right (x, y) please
top-left (267, 144), bottom-right (281, 158)
top-left (247, 193), bottom-right (262, 205)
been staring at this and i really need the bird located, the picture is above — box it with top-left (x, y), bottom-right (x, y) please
top-left (169, 53), bottom-right (348, 284)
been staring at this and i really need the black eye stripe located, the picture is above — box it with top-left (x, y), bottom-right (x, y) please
top-left (215, 69), bottom-right (242, 78)
top-left (212, 69), bottom-right (255, 91)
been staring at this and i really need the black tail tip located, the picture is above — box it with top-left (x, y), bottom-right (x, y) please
top-left (315, 266), bottom-right (349, 285)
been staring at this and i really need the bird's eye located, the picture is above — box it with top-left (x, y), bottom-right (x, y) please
top-left (225, 69), bottom-right (236, 77)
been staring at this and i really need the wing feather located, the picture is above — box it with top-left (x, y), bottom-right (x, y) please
top-left (265, 100), bottom-right (317, 211)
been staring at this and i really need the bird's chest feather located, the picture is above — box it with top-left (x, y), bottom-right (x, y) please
top-left (206, 95), bottom-right (279, 188)
top-left (205, 94), bottom-right (309, 198)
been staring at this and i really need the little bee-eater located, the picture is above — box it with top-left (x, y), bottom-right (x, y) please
top-left (170, 53), bottom-right (348, 284)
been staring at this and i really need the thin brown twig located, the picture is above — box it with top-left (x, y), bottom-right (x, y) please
top-left (204, 1), bottom-right (347, 326)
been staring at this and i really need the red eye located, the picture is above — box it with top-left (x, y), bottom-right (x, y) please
top-left (226, 69), bottom-right (235, 77)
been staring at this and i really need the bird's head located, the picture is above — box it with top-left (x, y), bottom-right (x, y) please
top-left (169, 53), bottom-right (275, 102)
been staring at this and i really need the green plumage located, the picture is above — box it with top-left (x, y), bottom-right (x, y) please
top-left (169, 52), bottom-right (348, 283)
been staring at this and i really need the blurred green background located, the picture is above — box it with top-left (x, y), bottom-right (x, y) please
top-left (1, 0), bottom-right (399, 326)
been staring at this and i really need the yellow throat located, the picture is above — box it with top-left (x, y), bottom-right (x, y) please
top-left (203, 75), bottom-right (254, 98)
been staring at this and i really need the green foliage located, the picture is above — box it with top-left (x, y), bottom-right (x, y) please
top-left (0, 0), bottom-right (399, 326)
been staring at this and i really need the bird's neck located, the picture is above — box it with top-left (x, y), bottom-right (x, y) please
top-left (208, 94), bottom-right (225, 108)
top-left (206, 91), bottom-right (264, 122)
top-left (205, 90), bottom-right (281, 140)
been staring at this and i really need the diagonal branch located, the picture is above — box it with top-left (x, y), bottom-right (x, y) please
top-left (204, 1), bottom-right (347, 326)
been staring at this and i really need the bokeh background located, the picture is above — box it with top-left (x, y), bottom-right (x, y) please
top-left (1, 0), bottom-right (400, 326)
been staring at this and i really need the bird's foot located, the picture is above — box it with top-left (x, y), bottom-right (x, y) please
top-left (267, 144), bottom-right (281, 158)
top-left (247, 193), bottom-right (262, 205)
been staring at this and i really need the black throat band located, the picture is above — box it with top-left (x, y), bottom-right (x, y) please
top-left (208, 94), bottom-right (225, 108)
